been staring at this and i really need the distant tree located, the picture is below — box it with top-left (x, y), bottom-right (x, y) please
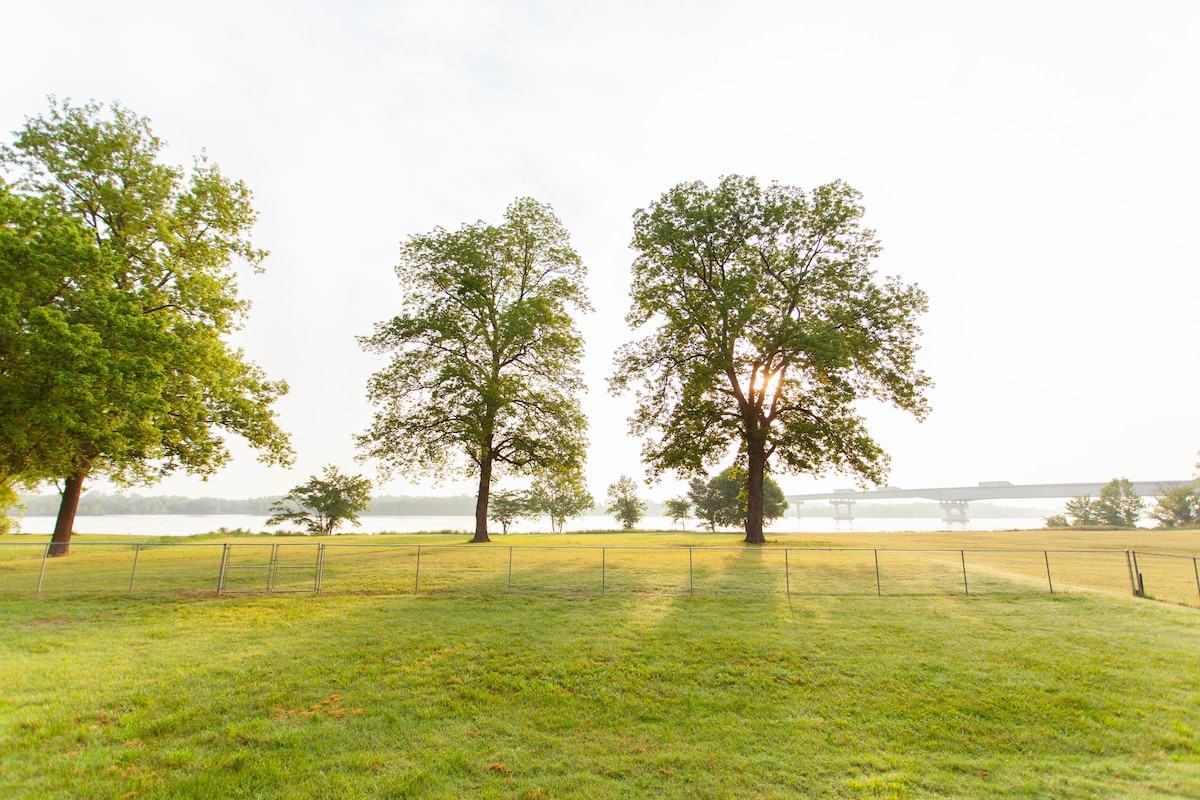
top-left (610, 176), bottom-right (930, 544)
top-left (707, 465), bottom-right (789, 529)
top-left (1150, 485), bottom-right (1199, 528)
top-left (530, 471), bottom-right (593, 534)
top-left (1096, 478), bottom-right (1143, 528)
top-left (1064, 495), bottom-right (1102, 526)
top-left (488, 489), bottom-right (533, 534)
top-left (266, 466), bottom-right (372, 535)
top-left (664, 497), bottom-right (691, 529)
top-left (686, 466), bottom-right (788, 530)
top-left (0, 98), bottom-right (291, 555)
top-left (1043, 513), bottom-right (1069, 529)
top-left (605, 475), bottom-right (647, 529)
top-left (687, 476), bottom-right (723, 532)
top-left (357, 199), bottom-right (590, 544)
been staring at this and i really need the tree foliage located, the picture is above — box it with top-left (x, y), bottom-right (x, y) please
top-left (611, 176), bottom-right (929, 543)
top-left (1064, 495), bottom-right (1103, 527)
top-left (488, 489), bottom-right (533, 535)
top-left (0, 98), bottom-right (291, 554)
top-left (530, 471), bottom-right (593, 534)
top-left (1063, 480), bottom-right (1143, 528)
top-left (1096, 478), bottom-right (1143, 528)
top-left (664, 497), bottom-right (691, 529)
top-left (266, 466), bottom-right (372, 535)
top-left (357, 198), bottom-right (590, 543)
top-left (605, 474), bottom-right (647, 529)
top-left (1150, 484), bottom-right (1199, 528)
top-left (687, 465), bottom-right (788, 530)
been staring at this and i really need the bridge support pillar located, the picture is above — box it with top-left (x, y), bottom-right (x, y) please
top-left (830, 498), bottom-right (856, 521)
top-left (940, 500), bottom-right (969, 523)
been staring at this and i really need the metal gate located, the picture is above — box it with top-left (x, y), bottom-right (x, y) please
top-left (217, 542), bottom-right (324, 594)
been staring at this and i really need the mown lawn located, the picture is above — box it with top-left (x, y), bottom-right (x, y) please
top-left (2, 558), bottom-right (1199, 798)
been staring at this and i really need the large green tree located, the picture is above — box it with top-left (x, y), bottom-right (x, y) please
top-left (611, 176), bottom-right (930, 543)
top-left (0, 99), bottom-right (292, 554)
top-left (357, 198), bottom-right (590, 543)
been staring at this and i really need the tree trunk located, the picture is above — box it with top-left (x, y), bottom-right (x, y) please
top-left (472, 448), bottom-right (493, 544)
top-left (743, 440), bottom-right (767, 545)
top-left (49, 472), bottom-right (87, 557)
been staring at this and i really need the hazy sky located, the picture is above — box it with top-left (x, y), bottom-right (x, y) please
top-left (3, 0), bottom-right (1197, 501)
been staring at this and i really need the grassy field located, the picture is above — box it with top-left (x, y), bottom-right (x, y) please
top-left (1, 530), bottom-right (1199, 798)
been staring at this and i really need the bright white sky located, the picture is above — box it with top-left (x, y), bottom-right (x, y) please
top-left (3, 0), bottom-right (1197, 502)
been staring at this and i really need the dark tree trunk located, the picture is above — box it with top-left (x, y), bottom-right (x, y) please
top-left (50, 472), bottom-right (86, 557)
top-left (472, 448), bottom-right (493, 544)
top-left (743, 439), bottom-right (767, 545)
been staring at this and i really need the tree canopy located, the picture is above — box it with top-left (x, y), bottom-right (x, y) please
top-left (0, 98), bottom-right (291, 554)
top-left (530, 470), bottom-right (594, 534)
top-left (687, 465), bottom-right (788, 531)
top-left (605, 474), bottom-right (647, 529)
top-left (357, 198), bottom-right (590, 543)
top-left (611, 176), bottom-right (930, 543)
top-left (266, 466), bottom-right (372, 535)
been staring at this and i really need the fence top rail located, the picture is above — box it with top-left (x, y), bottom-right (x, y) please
top-left (1132, 550), bottom-right (1200, 560)
top-left (0, 540), bottom-right (1138, 556)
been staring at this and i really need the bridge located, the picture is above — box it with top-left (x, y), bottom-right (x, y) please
top-left (786, 480), bottom-right (1193, 522)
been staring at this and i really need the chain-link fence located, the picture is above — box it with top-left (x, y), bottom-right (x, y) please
top-left (3, 541), bottom-right (1198, 607)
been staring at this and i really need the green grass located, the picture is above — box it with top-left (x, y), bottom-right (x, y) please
top-left (2, 534), bottom-right (1199, 798)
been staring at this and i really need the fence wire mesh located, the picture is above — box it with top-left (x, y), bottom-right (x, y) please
top-left (3, 541), bottom-right (1198, 608)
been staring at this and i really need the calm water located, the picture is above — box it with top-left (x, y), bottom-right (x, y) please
top-left (11, 514), bottom-right (1049, 536)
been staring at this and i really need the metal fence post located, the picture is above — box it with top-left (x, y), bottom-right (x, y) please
top-left (688, 547), bottom-right (693, 596)
top-left (784, 549), bottom-right (790, 597)
top-left (414, 545), bottom-right (421, 594)
top-left (218, 543), bottom-right (230, 593)
top-left (1131, 551), bottom-right (1144, 597)
top-left (961, 550), bottom-right (969, 596)
top-left (601, 547), bottom-right (606, 595)
top-left (267, 543), bottom-right (279, 592)
top-left (1044, 550), bottom-right (1053, 594)
top-left (316, 543), bottom-right (326, 594)
top-left (128, 543), bottom-right (141, 593)
top-left (1125, 550), bottom-right (1138, 596)
top-left (1194, 557), bottom-right (1199, 605)
top-left (507, 546), bottom-right (513, 593)
top-left (874, 549), bottom-right (881, 597)
top-left (36, 543), bottom-right (50, 594)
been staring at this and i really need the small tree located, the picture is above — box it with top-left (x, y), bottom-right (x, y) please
top-left (266, 466), bottom-right (372, 535)
top-left (686, 467), bottom-right (787, 530)
top-left (687, 476), bottom-right (722, 532)
top-left (1096, 478), bottom-right (1143, 528)
top-left (530, 471), bottom-right (593, 534)
top-left (664, 497), bottom-right (691, 529)
top-left (1043, 513), bottom-right (1069, 529)
top-left (605, 475), bottom-right (647, 529)
top-left (1150, 485), bottom-right (1199, 528)
top-left (489, 489), bottom-right (532, 534)
top-left (1064, 495), bottom-right (1102, 526)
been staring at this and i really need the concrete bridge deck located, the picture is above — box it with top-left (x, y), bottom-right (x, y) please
top-left (786, 480), bottom-right (1193, 522)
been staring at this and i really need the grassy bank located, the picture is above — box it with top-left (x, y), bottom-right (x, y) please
top-left (1, 533), bottom-right (1198, 798)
